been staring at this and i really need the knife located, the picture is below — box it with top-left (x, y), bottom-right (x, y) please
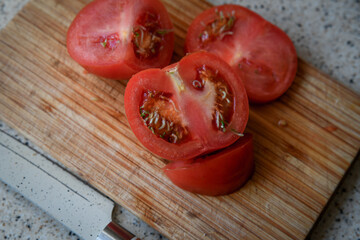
top-left (0, 130), bottom-right (140, 240)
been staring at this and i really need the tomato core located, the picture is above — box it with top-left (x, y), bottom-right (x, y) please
top-left (139, 90), bottom-right (189, 143)
top-left (132, 12), bottom-right (171, 59)
top-left (195, 66), bottom-right (234, 132)
top-left (199, 11), bottom-right (235, 47)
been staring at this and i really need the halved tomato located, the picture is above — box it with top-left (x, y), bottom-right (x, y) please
top-left (67, 0), bottom-right (174, 80)
top-left (185, 5), bottom-right (297, 103)
top-left (164, 133), bottom-right (254, 196)
top-left (124, 52), bottom-right (249, 161)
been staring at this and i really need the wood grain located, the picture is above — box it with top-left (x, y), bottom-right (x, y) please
top-left (0, 0), bottom-right (359, 239)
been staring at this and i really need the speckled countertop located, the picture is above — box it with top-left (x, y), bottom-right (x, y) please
top-left (0, 0), bottom-right (359, 239)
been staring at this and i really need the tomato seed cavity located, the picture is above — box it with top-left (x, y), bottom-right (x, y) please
top-left (140, 90), bottom-right (188, 144)
top-left (194, 66), bottom-right (234, 132)
top-left (132, 12), bottom-right (172, 59)
top-left (199, 10), bottom-right (236, 46)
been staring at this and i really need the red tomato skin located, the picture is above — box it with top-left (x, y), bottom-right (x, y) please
top-left (185, 5), bottom-right (297, 103)
top-left (163, 133), bottom-right (254, 196)
top-left (80, 60), bottom-right (137, 80)
top-left (124, 52), bottom-right (249, 161)
top-left (67, 0), bottom-right (174, 80)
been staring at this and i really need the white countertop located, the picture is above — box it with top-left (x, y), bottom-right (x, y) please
top-left (0, 0), bottom-right (359, 239)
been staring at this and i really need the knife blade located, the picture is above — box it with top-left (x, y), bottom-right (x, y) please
top-left (0, 130), bottom-right (139, 240)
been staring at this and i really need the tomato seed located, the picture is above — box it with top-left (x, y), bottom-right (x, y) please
top-left (192, 79), bottom-right (205, 89)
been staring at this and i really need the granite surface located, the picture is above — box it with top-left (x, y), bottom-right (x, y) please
top-left (0, 0), bottom-right (359, 239)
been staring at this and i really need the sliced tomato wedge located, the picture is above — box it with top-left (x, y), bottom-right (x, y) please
top-left (163, 133), bottom-right (254, 196)
top-left (124, 52), bottom-right (249, 161)
top-left (185, 5), bottom-right (297, 103)
top-left (67, 0), bottom-right (174, 80)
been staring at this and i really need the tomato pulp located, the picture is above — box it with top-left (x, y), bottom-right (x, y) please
top-left (67, 0), bottom-right (174, 80)
top-left (164, 133), bottom-right (254, 196)
top-left (185, 5), bottom-right (297, 103)
top-left (124, 52), bottom-right (249, 161)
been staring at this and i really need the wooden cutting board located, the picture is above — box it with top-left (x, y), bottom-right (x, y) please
top-left (0, 0), bottom-right (359, 239)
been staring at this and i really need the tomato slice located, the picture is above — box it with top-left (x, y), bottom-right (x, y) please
top-left (67, 0), bottom-right (174, 80)
top-left (163, 133), bottom-right (254, 196)
top-left (185, 5), bottom-right (297, 103)
top-left (124, 52), bottom-right (249, 161)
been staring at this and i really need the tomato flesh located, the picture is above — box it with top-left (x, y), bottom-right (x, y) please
top-left (67, 0), bottom-right (174, 80)
top-left (163, 133), bottom-right (254, 196)
top-left (185, 5), bottom-right (297, 103)
top-left (124, 52), bottom-right (249, 161)
top-left (97, 33), bottom-right (120, 49)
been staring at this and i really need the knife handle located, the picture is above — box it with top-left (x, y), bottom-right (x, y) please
top-left (97, 221), bottom-right (140, 240)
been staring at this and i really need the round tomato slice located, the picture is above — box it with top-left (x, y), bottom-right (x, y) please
top-left (185, 5), bottom-right (297, 103)
top-left (67, 0), bottom-right (174, 80)
top-left (163, 133), bottom-right (254, 196)
top-left (124, 52), bottom-right (249, 161)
